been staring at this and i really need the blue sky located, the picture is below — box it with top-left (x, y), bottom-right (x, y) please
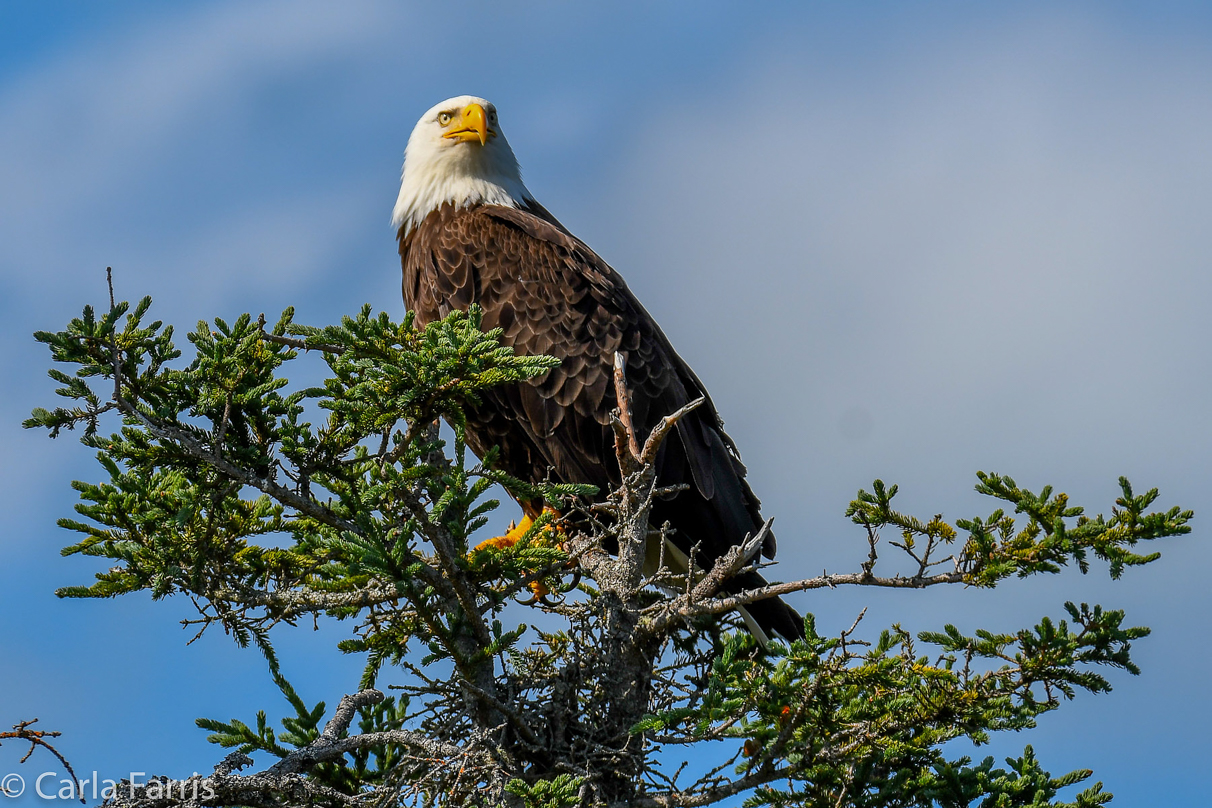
top-left (1, 1), bottom-right (1210, 804)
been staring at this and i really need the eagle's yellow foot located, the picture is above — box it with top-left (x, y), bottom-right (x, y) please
top-left (470, 506), bottom-right (568, 602)
top-left (472, 506), bottom-right (563, 554)
top-left (473, 514), bottom-right (537, 553)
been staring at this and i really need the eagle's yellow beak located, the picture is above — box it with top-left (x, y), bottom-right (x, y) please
top-left (442, 102), bottom-right (492, 146)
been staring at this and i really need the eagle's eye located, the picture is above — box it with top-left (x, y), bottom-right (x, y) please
top-left (488, 110), bottom-right (497, 123)
top-left (438, 111), bottom-right (453, 126)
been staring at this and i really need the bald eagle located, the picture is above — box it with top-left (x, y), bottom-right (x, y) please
top-left (393, 96), bottom-right (803, 644)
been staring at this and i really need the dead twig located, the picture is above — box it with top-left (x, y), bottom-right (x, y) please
top-left (1, 719), bottom-right (82, 803)
top-left (256, 313), bottom-right (345, 354)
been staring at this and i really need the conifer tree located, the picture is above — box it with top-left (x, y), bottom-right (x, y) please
top-left (26, 288), bottom-right (1191, 807)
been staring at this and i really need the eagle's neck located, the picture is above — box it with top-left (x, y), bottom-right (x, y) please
top-left (392, 143), bottom-right (533, 237)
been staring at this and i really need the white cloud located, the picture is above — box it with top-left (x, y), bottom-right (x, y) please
top-left (597, 12), bottom-right (1212, 536)
top-left (0, 0), bottom-right (411, 546)
top-left (0, 0), bottom-right (401, 306)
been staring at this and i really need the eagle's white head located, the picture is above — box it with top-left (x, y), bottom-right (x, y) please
top-left (392, 95), bottom-right (533, 236)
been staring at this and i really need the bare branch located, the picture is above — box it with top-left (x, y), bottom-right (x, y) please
top-left (613, 352), bottom-right (642, 462)
top-left (647, 562), bottom-right (965, 635)
top-left (641, 398), bottom-right (704, 468)
top-left (256, 313), bottom-right (345, 354)
top-left (0, 720), bottom-right (82, 803)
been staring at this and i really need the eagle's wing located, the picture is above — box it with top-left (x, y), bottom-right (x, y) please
top-left (401, 203), bottom-right (800, 639)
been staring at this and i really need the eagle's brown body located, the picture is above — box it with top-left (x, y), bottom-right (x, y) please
top-left (399, 200), bottom-right (803, 641)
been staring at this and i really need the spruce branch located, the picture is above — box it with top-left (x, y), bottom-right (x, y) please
top-left (28, 290), bottom-right (1191, 808)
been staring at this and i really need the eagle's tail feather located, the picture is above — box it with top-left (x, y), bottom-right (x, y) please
top-left (727, 570), bottom-right (806, 645)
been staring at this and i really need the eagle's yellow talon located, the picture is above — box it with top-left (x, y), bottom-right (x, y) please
top-left (472, 514), bottom-right (535, 554)
top-left (471, 507), bottom-right (569, 603)
top-left (469, 506), bottom-right (564, 556)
